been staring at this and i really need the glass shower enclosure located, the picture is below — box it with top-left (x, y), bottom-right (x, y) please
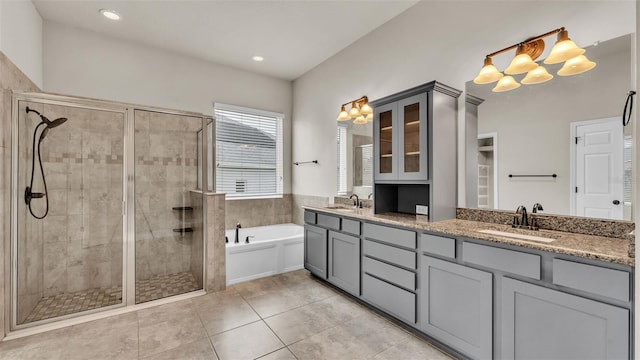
top-left (10, 93), bottom-right (210, 330)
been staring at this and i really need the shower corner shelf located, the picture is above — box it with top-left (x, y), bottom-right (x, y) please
top-left (173, 228), bottom-right (194, 233)
top-left (172, 206), bottom-right (194, 211)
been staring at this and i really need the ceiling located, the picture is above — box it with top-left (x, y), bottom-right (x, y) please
top-left (33, 0), bottom-right (418, 81)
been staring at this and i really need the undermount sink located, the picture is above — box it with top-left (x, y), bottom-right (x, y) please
top-left (478, 229), bottom-right (555, 243)
top-left (325, 206), bottom-right (356, 211)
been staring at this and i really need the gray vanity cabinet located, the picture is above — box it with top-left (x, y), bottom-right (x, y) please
top-left (327, 230), bottom-right (360, 296)
top-left (501, 277), bottom-right (629, 360)
top-left (304, 224), bottom-right (328, 279)
top-left (420, 255), bottom-right (493, 360)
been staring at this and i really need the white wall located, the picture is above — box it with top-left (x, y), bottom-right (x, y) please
top-left (43, 21), bottom-right (293, 193)
top-left (0, 0), bottom-right (43, 87)
top-left (292, 0), bottom-right (635, 198)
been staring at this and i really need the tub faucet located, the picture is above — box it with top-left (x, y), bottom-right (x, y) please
top-left (532, 203), bottom-right (544, 213)
top-left (368, 193), bottom-right (373, 200)
top-left (349, 194), bottom-right (362, 208)
top-left (235, 223), bottom-right (241, 244)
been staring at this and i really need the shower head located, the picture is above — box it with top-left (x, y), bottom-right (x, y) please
top-left (26, 107), bottom-right (67, 128)
top-left (48, 117), bottom-right (68, 128)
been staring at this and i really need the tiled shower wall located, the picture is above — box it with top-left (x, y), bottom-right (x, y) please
top-left (16, 102), bottom-right (125, 322)
top-left (134, 110), bottom-right (203, 285)
top-left (1, 52), bottom-right (43, 333)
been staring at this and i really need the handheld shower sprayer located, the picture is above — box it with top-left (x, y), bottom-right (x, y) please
top-left (25, 107), bottom-right (68, 219)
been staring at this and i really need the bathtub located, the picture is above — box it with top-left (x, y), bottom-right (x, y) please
top-left (225, 223), bottom-right (304, 285)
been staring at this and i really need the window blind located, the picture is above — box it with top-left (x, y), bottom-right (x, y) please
top-left (623, 135), bottom-right (632, 204)
top-left (214, 104), bottom-right (283, 199)
top-left (337, 126), bottom-right (348, 195)
top-left (361, 144), bottom-right (373, 187)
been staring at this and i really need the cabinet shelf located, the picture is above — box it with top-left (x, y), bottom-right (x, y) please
top-left (381, 154), bottom-right (393, 158)
top-left (405, 120), bottom-right (420, 126)
top-left (479, 146), bottom-right (494, 152)
top-left (381, 126), bottom-right (393, 131)
top-left (405, 151), bottom-right (420, 156)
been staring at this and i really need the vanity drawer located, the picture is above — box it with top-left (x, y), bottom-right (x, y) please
top-left (553, 259), bottom-right (630, 302)
top-left (304, 211), bottom-right (316, 224)
top-left (362, 274), bottom-right (416, 324)
top-left (363, 239), bottom-right (416, 269)
top-left (341, 218), bottom-right (361, 236)
top-left (317, 213), bottom-right (340, 230)
top-left (462, 242), bottom-right (541, 280)
top-left (421, 233), bottom-right (456, 259)
top-left (363, 223), bottom-right (416, 249)
top-left (363, 256), bottom-right (416, 290)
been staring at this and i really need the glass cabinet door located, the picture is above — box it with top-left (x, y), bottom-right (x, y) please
top-left (374, 102), bottom-right (397, 181)
top-left (398, 94), bottom-right (427, 180)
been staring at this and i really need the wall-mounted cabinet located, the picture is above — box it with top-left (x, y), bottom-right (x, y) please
top-left (372, 81), bottom-right (461, 221)
top-left (374, 93), bottom-right (428, 181)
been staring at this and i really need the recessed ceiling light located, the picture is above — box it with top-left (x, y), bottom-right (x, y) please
top-left (100, 9), bottom-right (121, 21)
top-left (252, 56), bottom-right (264, 62)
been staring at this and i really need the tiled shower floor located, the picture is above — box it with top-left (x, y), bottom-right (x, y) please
top-left (23, 271), bottom-right (200, 323)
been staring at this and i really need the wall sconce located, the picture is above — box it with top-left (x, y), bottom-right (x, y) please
top-left (336, 96), bottom-right (373, 124)
top-left (473, 27), bottom-right (596, 92)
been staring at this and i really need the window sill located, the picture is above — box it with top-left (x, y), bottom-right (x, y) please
top-left (225, 194), bottom-right (284, 201)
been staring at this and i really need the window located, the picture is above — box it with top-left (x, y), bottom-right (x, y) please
top-left (623, 135), bottom-right (632, 205)
top-left (214, 103), bottom-right (283, 199)
top-left (337, 126), bottom-right (347, 195)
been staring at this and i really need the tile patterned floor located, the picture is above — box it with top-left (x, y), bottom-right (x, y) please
top-left (135, 271), bottom-right (201, 303)
top-left (2, 270), bottom-right (456, 360)
top-left (22, 272), bottom-right (201, 323)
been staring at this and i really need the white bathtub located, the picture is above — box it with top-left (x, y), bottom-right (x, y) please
top-left (225, 223), bottom-right (304, 285)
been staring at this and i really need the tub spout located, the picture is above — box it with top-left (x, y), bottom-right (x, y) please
top-left (245, 236), bottom-right (254, 244)
top-left (235, 223), bottom-right (241, 244)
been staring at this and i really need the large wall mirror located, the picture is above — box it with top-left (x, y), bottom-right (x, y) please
top-left (337, 121), bottom-right (373, 199)
top-left (466, 34), bottom-right (633, 221)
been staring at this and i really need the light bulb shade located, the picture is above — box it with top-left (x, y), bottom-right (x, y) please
top-left (337, 105), bottom-right (350, 121)
top-left (365, 113), bottom-right (373, 122)
top-left (504, 45), bottom-right (538, 75)
top-left (473, 57), bottom-right (503, 84)
top-left (521, 66), bottom-right (553, 85)
top-left (360, 102), bottom-right (373, 115)
top-left (544, 30), bottom-right (585, 65)
top-left (348, 102), bottom-right (360, 118)
top-left (557, 55), bottom-right (596, 76)
top-left (353, 115), bottom-right (367, 125)
top-left (492, 76), bottom-right (521, 92)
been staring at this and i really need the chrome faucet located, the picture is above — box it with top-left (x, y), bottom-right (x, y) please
top-left (532, 203), bottom-right (544, 213)
top-left (235, 222), bottom-right (242, 244)
top-left (515, 205), bottom-right (528, 227)
top-left (349, 194), bottom-right (362, 208)
top-left (368, 193), bottom-right (373, 200)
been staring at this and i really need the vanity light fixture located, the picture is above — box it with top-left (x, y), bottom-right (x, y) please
top-left (336, 96), bottom-right (372, 124)
top-left (473, 27), bottom-right (595, 92)
top-left (99, 9), bottom-right (121, 21)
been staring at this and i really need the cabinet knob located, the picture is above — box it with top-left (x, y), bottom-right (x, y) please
top-left (613, 200), bottom-right (620, 205)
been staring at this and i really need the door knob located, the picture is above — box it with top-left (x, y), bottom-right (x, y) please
top-left (613, 200), bottom-right (620, 205)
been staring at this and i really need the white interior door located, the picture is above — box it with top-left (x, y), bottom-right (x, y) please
top-left (573, 118), bottom-right (623, 219)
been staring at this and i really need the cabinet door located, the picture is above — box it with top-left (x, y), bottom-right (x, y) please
top-left (501, 278), bottom-right (629, 360)
top-left (397, 93), bottom-right (428, 181)
top-left (420, 256), bottom-right (492, 360)
top-left (374, 102), bottom-right (397, 181)
top-left (304, 225), bottom-right (328, 279)
top-left (328, 231), bottom-right (360, 295)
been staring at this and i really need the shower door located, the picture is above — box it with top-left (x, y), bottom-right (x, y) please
top-left (133, 110), bottom-right (205, 303)
top-left (12, 97), bottom-right (127, 327)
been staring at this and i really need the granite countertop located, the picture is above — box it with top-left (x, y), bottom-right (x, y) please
top-left (304, 206), bottom-right (634, 266)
